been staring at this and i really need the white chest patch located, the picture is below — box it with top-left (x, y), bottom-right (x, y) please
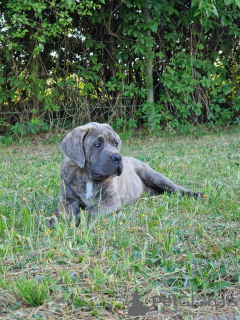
top-left (85, 181), bottom-right (94, 199)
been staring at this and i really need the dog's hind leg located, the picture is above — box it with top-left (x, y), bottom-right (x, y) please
top-left (138, 162), bottom-right (203, 199)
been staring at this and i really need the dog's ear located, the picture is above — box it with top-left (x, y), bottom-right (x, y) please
top-left (60, 126), bottom-right (90, 168)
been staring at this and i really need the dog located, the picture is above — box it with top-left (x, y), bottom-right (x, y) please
top-left (53, 122), bottom-right (203, 226)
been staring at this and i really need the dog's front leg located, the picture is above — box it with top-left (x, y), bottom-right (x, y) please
top-left (58, 196), bottom-right (81, 220)
top-left (87, 196), bottom-right (122, 219)
top-left (45, 197), bottom-right (81, 227)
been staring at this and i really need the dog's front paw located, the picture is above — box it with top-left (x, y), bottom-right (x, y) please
top-left (37, 215), bottom-right (57, 231)
top-left (193, 192), bottom-right (206, 200)
top-left (87, 211), bottom-right (98, 220)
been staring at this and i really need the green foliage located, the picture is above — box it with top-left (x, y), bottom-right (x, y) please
top-left (10, 118), bottom-right (49, 137)
top-left (0, 134), bottom-right (15, 146)
top-left (0, 0), bottom-right (240, 129)
top-left (113, 117), bottom-right (137, 131)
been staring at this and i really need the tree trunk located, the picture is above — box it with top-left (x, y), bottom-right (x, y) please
top-left (142, 2), bottom-right (154, 130)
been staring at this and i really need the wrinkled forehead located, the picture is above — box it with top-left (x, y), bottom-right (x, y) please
top-left (87, 123), bottom-right (119, 141)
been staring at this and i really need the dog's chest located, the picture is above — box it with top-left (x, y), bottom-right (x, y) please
top-left (80, 180), bottom-right (96, 207)
top-left (85, 181), bottom-right (93, 199)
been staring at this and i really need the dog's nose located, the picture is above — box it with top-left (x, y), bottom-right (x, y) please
top-left (110, 154), bottom-right (122, 164)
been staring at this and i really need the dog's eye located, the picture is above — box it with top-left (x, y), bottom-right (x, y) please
top-left (94, 142), bottom-right (101, 148)
top-left (115, 142), bottom-right (118, 147)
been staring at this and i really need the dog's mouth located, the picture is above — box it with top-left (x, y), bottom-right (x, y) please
top-left (90, 164), bottom-right (123, 181)
top-left (91, 172), bottom-right (104, 180)
top-left (116, 165), bottom-right (123, 176)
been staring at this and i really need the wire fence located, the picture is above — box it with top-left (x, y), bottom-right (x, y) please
top-left (0, 104), bottom-right (141, 133)
top-left (0, 105), bottom-right (142, 115)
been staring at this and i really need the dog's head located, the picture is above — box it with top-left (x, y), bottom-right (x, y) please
top-left (60, 122), bottom-right (123, 181)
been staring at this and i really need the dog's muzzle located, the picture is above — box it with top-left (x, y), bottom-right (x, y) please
top-left (110, 153), bottom-right (123, 176)
top-left (110, 154), bottom-right (122, 164)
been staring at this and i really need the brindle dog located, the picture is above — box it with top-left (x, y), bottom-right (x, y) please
top-left (51, 122), bottom-right (203, 226)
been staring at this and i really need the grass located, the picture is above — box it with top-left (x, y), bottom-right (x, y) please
top-left (0, 128), bottom-right (240, 319)
top-left (0, 276), bottom-right (50, 307)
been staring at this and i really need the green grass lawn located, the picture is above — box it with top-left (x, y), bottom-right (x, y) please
top-left (0, 129), bottom-right (240, 319)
